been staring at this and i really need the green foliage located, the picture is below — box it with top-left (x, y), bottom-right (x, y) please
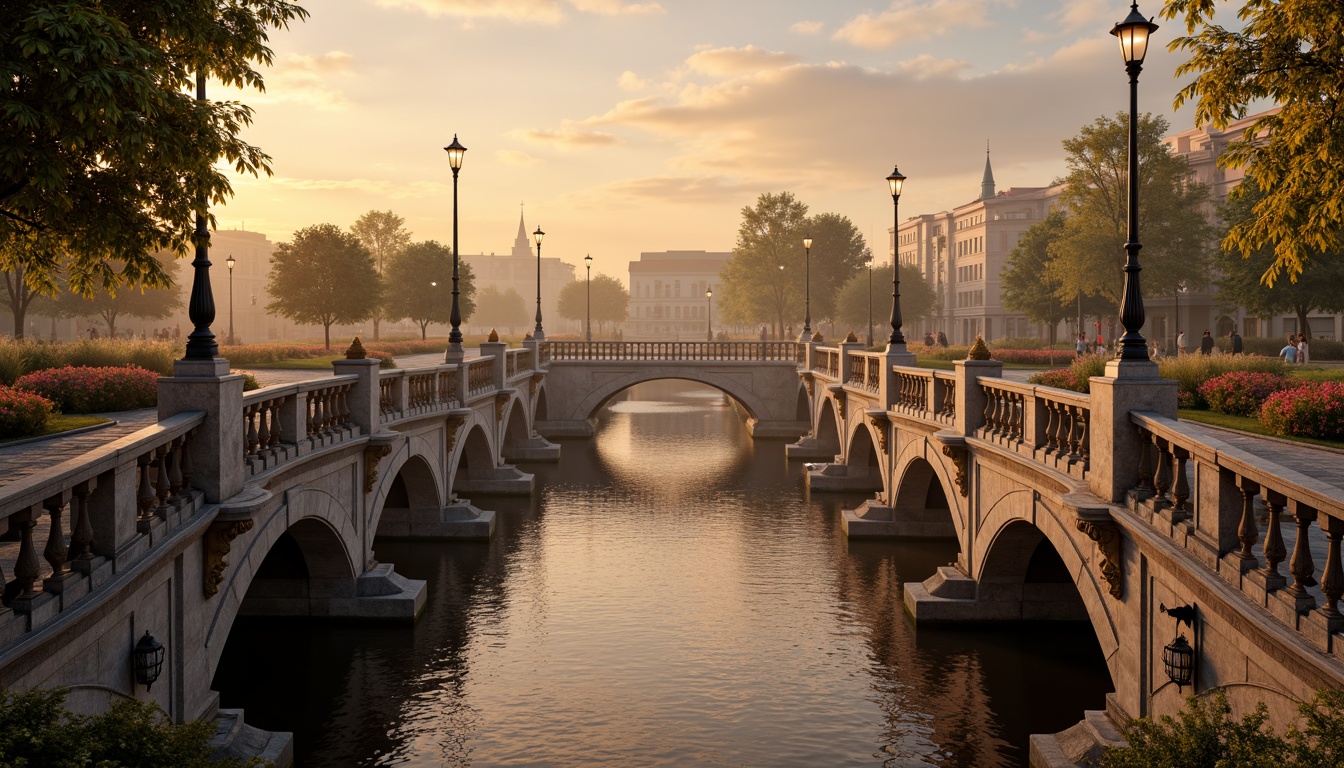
top-left (1102, 689), bottom-right (1344, 768)
top-left (0, 688), bottom-right (265, 767)
top-left (51, 252), bottom-right (184, 338)
top-left (1162, 0), bottom-right (1344, 283)
top-left (719, 192), bottom-right (810, 336)
top-left (1045, 113), bottom-right (1216, 315)
top-left (1259, 382), bottom-right (1344, 441)
top-left (803, 212), bottom-right (868, 322)
top-left (0, 385), bottom-right (54, 437)
top-left (266, 224), bottom-right (381, 350)
top-left (350, 209), bottom-right (412, 341)
top-left (0, 0), bottom-right (309, 298)
top-left (0, 338), bottom-right (177, 384)
top-left (833, 263), bottom-right (932, 334)
top-left (472, 286), bottom-right (529, 334)
top-left (557, 274), bottom-right (628, 335)
top-left (1027, 354), bottom-right (1110, 393)
top-left (381, 240), bottom-right (473, 340)
top-left (1002, 210), bottom-right (1071, 344)
top-left (1159, 354), bottom-right (1287, 408)
top-left (16, 365), bottom-right (158, 413)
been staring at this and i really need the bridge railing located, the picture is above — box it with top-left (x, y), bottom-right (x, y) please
top-left (243, 376), bottom-right (361, 475)
top-left (546, 340), bottom-right (799, 362)
top-left (466, 356), bottom-right (495, 397)
top-left (1131, 411), bottom-right (1343, 652)
top-left (848, 351), bottom-right (884, 392)
top-left (812, 346), bottom-right (840, 380)
top-left (975, 378), bottom-right (1091, 480)
top-left (0, 411), bottom-right (205, 634)
top-left (506, 348), bottom-right (534, 381)
top-left (932, 371), bottom-right (956, 424)
top-left (374, 365), bottom-right (463, 426)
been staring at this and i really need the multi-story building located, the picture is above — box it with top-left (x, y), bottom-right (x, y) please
top-left (462, 215), bottom-right (577, 336)
top-left (893, 151), bottom-right (1064, 345)
top-left (627, 250), bottom-right (730, 339)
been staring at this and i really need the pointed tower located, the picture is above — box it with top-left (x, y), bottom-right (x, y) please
top-left (510, 206), bottom-right (531, 258)
top-left (980, 142), bottom-right (996, 200)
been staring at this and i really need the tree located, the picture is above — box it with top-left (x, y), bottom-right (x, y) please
top-left (0, 233), bottom-right (60, 337)
top-left (382, 240), bottom-right (475, 340)
top-left (1, 0), bottom-right (309, 299)
top-left (350, 210), bottom-right (411, 340)
top-left (804, 212), bottom-right (868, 324)
top-left (1162, 0), bottom-right (1344, 284)
top-left (720, 192), bottom-right (808, 337)
top-left (558, 273), bottom-right (629, 336)
top-left (1214, 177), bottom-right (1344, 338)
top-left (1045, 113), bottom-right (1216, 335)
top-left (473, 286), bottom-right (529, 335)
top-left (1002, 210), bottom-right (1073, 353)
top-left (52, 253), bottom-right (184, 338)
top-left (266, 224), bottom-right (380, 350)
top-left (834, 263), bottom-right (933, 342)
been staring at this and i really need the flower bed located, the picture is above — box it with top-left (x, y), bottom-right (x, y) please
top-left (1258, 382), bottom-right (1344, 441)
top-left (1158, 354), bottom-right (1286, 409)
top-left (1026, 354), bottom-right (1110, 394)
top-left (921, 345), bottom-right (1069, 364)
top-left (15, 366), bottom-right (158, 414)
top-left (0, 386), bottom-right (55, 438)
top-left (1199, 371), bottom-right (1302, 417)
top-left (0, 339), bottom-right (176, 384)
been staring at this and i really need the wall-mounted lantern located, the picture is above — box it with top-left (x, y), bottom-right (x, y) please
top-left (1159, 603), bottom-right (1196, 691)
top-left (132, 630), bottom-right (165, 691)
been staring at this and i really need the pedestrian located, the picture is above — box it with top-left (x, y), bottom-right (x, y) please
top-left (1199, 330), bottom-right (1214, 356)
top-left (923, 331), bottom-right (934, 347)
top-left (1279, 336), bottom-right (1298, 363)
top-left (937, 331), bottom-right (948, 348)
top-left (89, 326), bottom-right (99, 340)
top-left (1075, 332), bottom-right (1086, 357)
top-left (1230, 328), bottom-right (1243, 355)
top-left (1297, 333), bottom-right (1310, 365)
top-left (1176, 330), bottom-right (1186, 356)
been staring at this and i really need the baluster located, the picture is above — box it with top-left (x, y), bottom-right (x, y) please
top-left (306, 395), bottom-right (316, 437)
top-left (166, 437), bottom-right (184, 500)
top-left (1135, 431), bottom-right (1154, 492)
top-left (70, 482), bottom-right (94, 563)
top-left (137, 454), bottom-right (157, 524)
top-left (269, 398), bottom-right (284, 447)
top-left (12, 511), bottom-right (40, 600)
top-left (1011, 393), bottom-right (1023, 441)
top-left (1077, 410), bottom-right (1089, 462)
top-left (1262, 492), bottom-right (1287, 581)
top-left (1171, 447), bottom-right (1191, 518)
top-left (1044, 403), bottom-right (1061, 455)
top-left (180, 432), bottom-right (195, 490)
top-left (245, 403), bottom-right (259, 456)
top-left (256, 403), bottom-right (271, 453)
top-left (154, 445), bottom-right (171, 513)
top-left (341, 385), bottom-right (352, 426)
top-left (1319, 516), bottom-right (1344, 619)
top-left (1152, 437), bottom-right (1170, 504)
top-left (1066, 407), bottom-right (1081, 459)
top-left (1235, 480), bottom-right (1259, 561)
top-left (42, 495), bottom-right (67, 576)
top-left (1286, 507), bottom-right (1317, 602)
top-left (315, 391), bottom-right (328, 433)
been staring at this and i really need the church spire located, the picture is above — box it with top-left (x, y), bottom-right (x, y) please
top-left (980, 141), bottom-right (996, 200)
top-left (511, 204), bottom-right (531, 258)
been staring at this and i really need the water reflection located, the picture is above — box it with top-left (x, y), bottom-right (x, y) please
top-left (215, 380), bottom-right (1109, 766)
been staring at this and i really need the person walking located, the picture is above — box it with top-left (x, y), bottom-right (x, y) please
top-left (937, 331), bottom-right (948, 348)
top-left (1297, 333), bottom-right (1310, 365)
top-left (1199, 330), bottom-right (1214, 356)
top-left (1075, 332), bottom-right (1086, 357)
top-left (1279, 336), bottom-right (1299, 363)
top-left (1176, 330), bottom-right (1186, 356)
top-left (1230, 328), bottom-right (1243, 355)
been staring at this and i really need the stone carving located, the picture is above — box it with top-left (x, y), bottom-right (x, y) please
top-left (942, 444), bottom-right (969, 497)
top-left (868, 415), bottom-right (890, 454)
top-left (811, 330), bottom-right (823, 342)
top-left (529, 376), bottom-right (541, 397)
top-left (345, 336), bottom-right (366, 359)
top-left (445, 416), bottom-right (465, 451)
top-left (834, 392), bottom-right (846, 421)
top-left (1076, 518), bottom-right (1123, 599)
top-left (496, 392), bottom-right (511, 421)
top-left (363, 444), bottom-right (392, 493)
top-left (804, 380), bottom-right (814, 397)
top-left (967, 336), bottom-right (991, 360)
top-left (488, 328), bottom-right (499, 342)
top-left (524, 333), bottom-right (533, 340)
top-left (204, 519), bottom-right (255, 598)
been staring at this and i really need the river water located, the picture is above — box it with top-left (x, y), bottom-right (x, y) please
top-left (215, 380), bottom-right (1111, 767)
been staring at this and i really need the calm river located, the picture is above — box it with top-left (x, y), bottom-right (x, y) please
top-left (215, 380), bottom-right (1111, 767)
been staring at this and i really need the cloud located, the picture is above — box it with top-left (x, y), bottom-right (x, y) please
top-left (684, 45), bottom-right (798, 77)
top-left (510, 126), bottom-right (622, 149)
top-left (790, 20), bottom-right (824, 35)
top-left (897, 54), bottom-right (972, 79)
top-left (250, 51), bottom-right (356, 109)
top-left (234, 174), bottom-right (449, 199)
top-left (618, 70), bottom-right (649, 90)
top-left (495, 150), bottom-right (544, 166)
top-left (582, 175), bottom-right (764, 205)
top-left (370, 0), bottom-right (660, 23)
top-left (832, 0), bottom-right (1011, 49)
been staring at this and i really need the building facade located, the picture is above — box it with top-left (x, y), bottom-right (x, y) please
top-left (462, 215), bottom-right (578, 336)
top-left (627, 250), bottom-right (730, 339)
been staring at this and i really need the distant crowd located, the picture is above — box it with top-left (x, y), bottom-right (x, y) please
top-left (86, 325), bottom-right (182, 342)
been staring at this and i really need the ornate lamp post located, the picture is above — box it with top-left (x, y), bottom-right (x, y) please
top-left (585, 254), bottom-right (593, 342)
top-left (183, 71), bottom-right (218, 363)
top-left (800, 235), bottom-right (813, 341)
top-left (532, 226), bottom-right (546, 339)
top-left (1112, 3), bottom-right (1158, 362)
top-left (225, 255), bottom-right (235, 346)
top-left (706, 288), bottom-right (713, 341)
top-left (444, 135), bottom-right (467, 362)
top-left (885, 165), bottom-right (907, 347)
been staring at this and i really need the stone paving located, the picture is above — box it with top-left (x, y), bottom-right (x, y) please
top-left (0, 409), bottom-right (159, 488)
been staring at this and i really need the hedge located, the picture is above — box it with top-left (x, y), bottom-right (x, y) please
top-left (15, 366), bottom-right (159, 414)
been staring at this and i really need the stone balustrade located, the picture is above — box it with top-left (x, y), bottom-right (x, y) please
top-left (973, 378), bottom-right (1091, 480)
top-left (813, 347), bottom-right (840, 380)
top-left (506, 348), bottom-right (534, 381)
top-left (465, 356), bottom-right (495, 398)
top-left (241, 377), bottom-right (360, 477)
top-left (546, 340), bottom-right (798, 362)
top-left (377, 366), bottom-right (462, 425)
top-left (848, 351), bottom-right (884, 392)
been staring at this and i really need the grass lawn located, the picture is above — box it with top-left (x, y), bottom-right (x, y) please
top-left (248, 356), bottom-right (344, 370)
top-left (1177, 409), bottom-right (1344, 451)
top-left (1291, 367), bottom-right (1344, 383)
top-left (0, 415), bottom-right (110, 444)
top-left (915, 357), bottom-right (1050, 371)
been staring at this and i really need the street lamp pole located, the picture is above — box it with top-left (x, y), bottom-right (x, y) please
top-left (800, 235), bottom-right (813, 342)
top-left (885, 165), bottom-right (907, 347)
top-left (1112, 3), bottom-right (1158, 363)
top-left (444, 135), bottom-right (467, 362)
top-left (533, 227), bottom-right (546, 339)
top-left (706, 288), bottom-right (713, 341)
top-left (866, 253), bottom-right (873, 347)
top-left (225, 255), bottom-right (235, 346)
top-left (585, 254), bottom-right (592, 342)
top-left (183, 70), bottom-right (218, 362)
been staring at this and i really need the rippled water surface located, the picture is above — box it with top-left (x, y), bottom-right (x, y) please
top-left (216, 381), bottom-right (1111, 767)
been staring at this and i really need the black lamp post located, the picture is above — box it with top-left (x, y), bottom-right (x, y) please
top-left (1112, 2), bottom-right (1159, 362)
top-left (866, 252), bottom-right (873, 347)
top-left (132, 630), bottom-right (165, 692)
top-left (706, 288), bottom-right (713, 341)
top-left (533, 226), bottom-right (545, 339)
top-left (183, 71), bottom-right (218, 361)
top-left (444, 135), bottom-right (466, 361)
top-left (885, 165), bottom-right (907, 346)
top-left (225, 255), bottom-right (235, 346)
top-left (585, 254), bottom-right (592, 342)
top-left (801, 235), bottom-right (813, 341)
top-left (1159, 603), bottom-right (1196, 691)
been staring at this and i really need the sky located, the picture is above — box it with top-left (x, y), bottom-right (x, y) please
top-left (216, 0), bottom-right (1210, 283)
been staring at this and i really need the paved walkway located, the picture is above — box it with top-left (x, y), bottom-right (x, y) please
top-left (0, 409), bottom-right (159, 489)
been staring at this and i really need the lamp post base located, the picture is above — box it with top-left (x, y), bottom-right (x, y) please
top-left (1104, 358), bottom-right (1159, 380)
top-left (444, 342), bottom-right (465, 364)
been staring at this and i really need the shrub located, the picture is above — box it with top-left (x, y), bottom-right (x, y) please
top-left (1199, 371), bottom-right (1302, 417)
top-left (237, 372), bottom-right (261, 391)
top-left (1215, 336), bottom-right (1344, 361)
top-left (1259, 382), bottom-right (1344, 441)
top-left (1159, 354), bottom-right (1287, 409)
top-left (0, 386), bottom-right (55, 438)
top-left (1029, 368), bottom-right (1078, 390)
top-left (0, 338), bottom-right (177, 382)
top-left (16, 366), bottom-right (158, 413)
top-left (0, 343), bottom-right (23, 386)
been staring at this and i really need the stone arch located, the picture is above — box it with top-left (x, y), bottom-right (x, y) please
top-left (815, 396), bottom-right (840, 456)
top-left (371, 452), bottom-right (442, 539)
top-left (502, 396), bottom-right (531, 459)
top-left (794, 383), bottom-right (811, 423)
top-left (533, 384), bottom-right (549, 422)
top-left (570, 371), bottom-right (770, 424)
top-left (450, 423), bottom-right (497, 495)
top-left (843, 419), bottom-right (885, 493)
top-left (204, 491), bottom-right (361, 675)
top-left (891, 456), bottom-right (959, 540)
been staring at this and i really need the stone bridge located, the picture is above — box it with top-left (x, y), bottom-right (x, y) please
top-left (790, 341), bottom-right (1344, 766)
top-left (0, 337), bottom-right (1340, 768)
